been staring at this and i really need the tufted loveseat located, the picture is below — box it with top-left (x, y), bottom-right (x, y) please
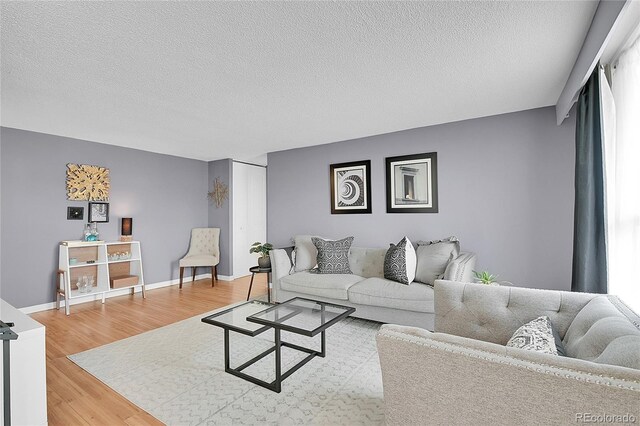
top-left (376, 280), bottom-right (640, 425)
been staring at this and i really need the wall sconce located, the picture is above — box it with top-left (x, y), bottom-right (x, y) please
top-left (120, 218), bottom-right (133, 242)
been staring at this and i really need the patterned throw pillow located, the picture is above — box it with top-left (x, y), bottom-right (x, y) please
top-left (506, 316), bottom-right (559, 355)
top-left (384, 237), bottom-right (417, 285)
top-left (311, 237), bottom-right (354, 274)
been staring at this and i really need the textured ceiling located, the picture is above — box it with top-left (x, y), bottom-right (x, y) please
top-left (1, 1), bottom-right (597, 161)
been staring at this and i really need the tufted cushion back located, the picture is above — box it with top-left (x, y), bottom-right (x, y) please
top-left (186, 228), bottom-right (220, 257)
top-left (349, 247), bottom-right (387, 278)
top-left (563, 297), bottom-right (640, 369)
top-left (434, 280), bottom-right (596, 345)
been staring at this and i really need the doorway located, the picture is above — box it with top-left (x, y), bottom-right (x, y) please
top-left (232, 161), bottom-right (267, 278)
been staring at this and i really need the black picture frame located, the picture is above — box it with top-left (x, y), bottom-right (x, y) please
top-left (88, 202), bottom-right (110, 223)
top-left (386, 152), bottom-right (438, 213)
top-left (330, 160), bottom-right (372, 214)
top-left (67, 206), bottom-right (84, 220)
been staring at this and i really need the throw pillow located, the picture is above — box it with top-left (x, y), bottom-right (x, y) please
top-left (414, 236), bottom-right (460, 285)
top-left (506, 316), bottom-right (558, 355)
top-left (311, 236), bottom-right (354, 274)
top-left (292, 235), bottom-right (322, 272)
top-left (384, 237), bottom-right (417, 285)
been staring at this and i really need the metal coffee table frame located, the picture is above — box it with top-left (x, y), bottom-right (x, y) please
top-left (201, 297), bottom-right (355, 393)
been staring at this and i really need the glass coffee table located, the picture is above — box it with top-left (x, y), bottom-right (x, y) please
top-left (201, 297), bottom-right (355, 393)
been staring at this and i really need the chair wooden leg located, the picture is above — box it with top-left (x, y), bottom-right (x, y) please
top-left (214, 265), bottom-right (218, 281)
top-left (56, 270), bottom-right (63, 310)
top-left (179, 267), bottom-right (184, 289)
top-left (192, 267), bottom-right (196, 282)
top-left (211, 266), bottom-right (215, 287)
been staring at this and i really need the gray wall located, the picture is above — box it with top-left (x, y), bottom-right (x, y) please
top-left (207, 158), bottom-right (233, 276)
top-left (267, 106), bottom-right (576, 291)
top-left (0, 127), bottom-right (209, 308)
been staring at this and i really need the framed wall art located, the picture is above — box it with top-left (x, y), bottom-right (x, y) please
top-left (67, 206), bottom-right (84, 220)
top-left (88, 202), bottom-right (110, 223)
top-left (66, 163), bottom-right (110, 201)
top-left (386, 152), bottom-right (438, 213)
top-left (330, 160), bottom-right (372, 214)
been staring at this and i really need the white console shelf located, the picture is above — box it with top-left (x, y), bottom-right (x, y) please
top-left (58, 241), bottom-right (146, 315)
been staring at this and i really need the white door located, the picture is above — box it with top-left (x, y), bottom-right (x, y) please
top-left (232, 162), bottom-right (267, 278)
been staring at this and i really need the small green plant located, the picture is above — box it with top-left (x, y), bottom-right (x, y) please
top-left (473, 270), bottom-right (498, 285)
top-left (249, 242), bottom-right (273, 258)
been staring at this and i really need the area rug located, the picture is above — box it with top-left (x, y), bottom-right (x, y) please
top-left (68, 303), bottom-right (385, 425)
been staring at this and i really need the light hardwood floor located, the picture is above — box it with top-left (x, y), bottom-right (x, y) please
top-left (30, 274), bottom-right (268, 425)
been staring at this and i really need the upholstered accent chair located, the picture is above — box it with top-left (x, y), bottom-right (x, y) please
top-left (179, 228), bottom-right (220, 288)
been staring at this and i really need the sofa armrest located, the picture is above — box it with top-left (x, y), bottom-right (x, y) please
top-left (376, 324), bottom-right (640, 425)
top-left (443, 251), bottom-right (476, 282)
top-left (269, 248), bottom-right (292, 302)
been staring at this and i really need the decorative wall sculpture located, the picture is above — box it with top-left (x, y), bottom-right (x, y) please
top-left (208, 177), bottom-right (229, 208)
top-left (66, 163), bottom-right (111, 201)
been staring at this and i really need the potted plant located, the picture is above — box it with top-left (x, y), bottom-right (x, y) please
top-left (250, 242), bottom-right (274, 269)
top-left (473, 270), bottom-right (500, 286)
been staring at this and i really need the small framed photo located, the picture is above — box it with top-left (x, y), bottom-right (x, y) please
top-left (67, 206), bottom-right (84, 220)
top-left (330, 160), bottom-right (372, 214)
top-left (88, 202), bottom-right (110, 223)
top-left (386, 152), bottom-right (438, 213)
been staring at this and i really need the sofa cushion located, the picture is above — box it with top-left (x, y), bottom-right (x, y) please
top-left (414, 237), bottom-right (460, 285)
top-left (506, 316), bottom-right (558, 355)
top-left (292, 235), bottom-right (321, 272)
top-left (348, 277), bottom-right (434, 313)
top-left (349, 247), bottom-right (387, 278)
top-left (280, 271), bottom-right (364, 300)
top-left (563, 296), bottom-right (640, 369)
top-left (384, 237), bottom-right (417, 285)
top-left (312, 236), bottom-right (354, 274)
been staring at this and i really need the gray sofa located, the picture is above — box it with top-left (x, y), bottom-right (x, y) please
top-left (270, 245), bottom-right (476, 329)
top-left (377, 280), bottom-right (640, 425)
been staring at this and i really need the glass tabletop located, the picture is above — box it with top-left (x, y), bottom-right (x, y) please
top-left (201, 300), bottom-right (273, 336)
top-left (246, 297), bottom-right (355, 337)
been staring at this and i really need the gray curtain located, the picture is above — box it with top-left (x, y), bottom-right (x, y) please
top-left (571, 68), bottom-right (607, 294)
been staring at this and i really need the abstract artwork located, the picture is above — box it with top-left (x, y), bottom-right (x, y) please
top-left (330, 160), bottom-right (372, 214)
top-left (67, 206), bottom-right (84, 220)
top-left (386, 152), bottom-right (438, 213)
top-left (88, 202), bottom-right (109, 223)
top-left (66, 163), bottom-right (110, 201)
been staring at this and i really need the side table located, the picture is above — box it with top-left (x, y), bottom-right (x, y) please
top-left (247, 266), bottom-right (271, 303)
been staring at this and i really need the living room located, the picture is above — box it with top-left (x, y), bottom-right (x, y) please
top-left (1, 1), bottom-right (639, 425)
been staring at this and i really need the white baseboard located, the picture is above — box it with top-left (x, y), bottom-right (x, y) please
top-left (20, 273), bottom-right (234, 314)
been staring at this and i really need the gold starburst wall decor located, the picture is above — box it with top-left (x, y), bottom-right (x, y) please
top-left (66, 163), bottom-right (110, 201)
top-left (208, 177), bottom-right (229, 208)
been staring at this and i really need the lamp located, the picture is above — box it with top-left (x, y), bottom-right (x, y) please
top-left (120, 218), bottom-right (133, 242)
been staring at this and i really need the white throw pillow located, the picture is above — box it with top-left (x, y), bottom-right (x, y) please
top-left (414, 236), bottom-right (460, 285)
top-left (383, 237), bottom-right (417, 285)
top-left (292, 235), bottom-right (322, 272)
top-left (506, 316), bottom-right (558, 355)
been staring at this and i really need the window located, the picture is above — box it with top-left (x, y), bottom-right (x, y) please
top-left (603, 32), bottom-right (640, 313)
